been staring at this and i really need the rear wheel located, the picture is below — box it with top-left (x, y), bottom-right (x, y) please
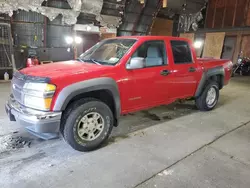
top-left (195, 81), bottom-right (219, 111)
top-left (63, 98), bottom-right (113, 151)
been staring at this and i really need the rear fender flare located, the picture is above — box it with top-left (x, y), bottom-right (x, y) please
top-left (53, 77), bottom-right (121, 119)
top-left (195, 66), bottom-right (225, 97)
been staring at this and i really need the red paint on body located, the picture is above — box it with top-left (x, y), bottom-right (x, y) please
top-left (20, 36), bottom-right (232, 114)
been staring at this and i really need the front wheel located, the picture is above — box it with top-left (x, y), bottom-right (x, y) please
top-left (63, 98), bottom-right (113, 151)
top-left (195, 82), bottom-right (219, 111)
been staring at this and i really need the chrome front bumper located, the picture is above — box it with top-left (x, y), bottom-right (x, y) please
top-left (5, 95), bottom-right (62, 134)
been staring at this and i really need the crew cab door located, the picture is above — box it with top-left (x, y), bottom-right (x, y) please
top-left (167, 40), bottom-right (200, 99)
top-left (124, 40), bottom-right (170, 111)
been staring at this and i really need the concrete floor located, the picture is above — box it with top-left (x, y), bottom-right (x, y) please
top-left (1, 77), bottom-right (250, 188)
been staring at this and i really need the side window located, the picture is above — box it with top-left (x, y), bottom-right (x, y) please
top-left (132, 41), bottom-right (167, 67)
top-left (170, 40), bottom-right (193, 64)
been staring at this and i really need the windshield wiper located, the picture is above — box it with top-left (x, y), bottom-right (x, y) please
top-left (76, 58), bottom-right (83, 62)
top-left (90, 59), bottom-right (101, 65)
top-left (79, 58), bottom-right (101, 65)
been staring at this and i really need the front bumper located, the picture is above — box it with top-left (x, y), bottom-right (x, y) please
top-left (5, 95), bottom-right (62, 134)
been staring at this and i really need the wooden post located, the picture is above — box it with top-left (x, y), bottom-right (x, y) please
top-left (147, 0), bottom-right (163, 34)
top-left (233, 32), bottom-right (243, 63)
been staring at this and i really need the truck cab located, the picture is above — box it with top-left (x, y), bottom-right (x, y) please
top-left (120, 37), bottom-right (202, 113)
top-left (5, 36), bottom-right (233, 151)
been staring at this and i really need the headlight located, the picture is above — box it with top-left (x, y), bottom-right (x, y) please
top-left (23, 83), bottom-right (56, 111)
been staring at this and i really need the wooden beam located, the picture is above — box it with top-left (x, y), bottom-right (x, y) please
top-left (163, 0), bottom-right (167, 8)
top-left (232, 0), bottom-right (238, 27)
top-left (212, 0), bottom-right (218, 28)
top-left (204, 0), bottom-right (210, 28)
top-left (222, 0), bottom-right (227, 28)
top-left (244, 0), bottom-right (250, 26)
top-left (147, 0), bottom-right (162, 34)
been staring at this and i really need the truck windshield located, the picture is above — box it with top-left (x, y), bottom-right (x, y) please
top-left (78, 39), bottom-right (136, 65)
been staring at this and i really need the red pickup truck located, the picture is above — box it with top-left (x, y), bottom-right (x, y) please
top-left (6, 36), bottom-right (233, 151)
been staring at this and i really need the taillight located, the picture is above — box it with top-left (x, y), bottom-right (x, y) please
top-left (227, 61), bottom-right (233, 69)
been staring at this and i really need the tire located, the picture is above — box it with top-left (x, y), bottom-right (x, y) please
top-left (195, 81), bottom-right (219, 111)
top-left (63, 98), bottom-right (113, 152)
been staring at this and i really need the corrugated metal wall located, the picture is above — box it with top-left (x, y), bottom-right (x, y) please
top-left (47, 25), bottom-right (72, 47)
top-left (47, 0), bottom-right (71, 9)
top-left (10, 7), bottom-right (73, 48)
top-left (13, 10), bottom-right (44, 23)
top-left (12, 23), bottom-right (44, 47)
top-left (0, 24), bottom-right (13, 69)
top-left (0, 1), bottom-right (74, 69)
top-left (118, 0), bottom-right (160, 36)
top-left (12, 10), bottom-right (44, 47)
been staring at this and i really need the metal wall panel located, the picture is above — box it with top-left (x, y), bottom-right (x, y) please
top-left (119, 22), bottom-right (134, 30)
top-left (48, 15), bottom-right (62, 25)
top-left (37, 48), bottom-right (74, 61)
top-left (12, 23), bottom-right (44, 47)
top-left (123, 13), bottom-right (137, 22)
top-left (0, 14), bottom-right (10, 21)
top-left (136, 24), bottom-right (148, 33)
top-left (47, 0), bottom-right (71, 9)
top-left (119, 31), bottom-right (131, 36)
top-left (140, 16), bottom-right (153, 25)
top-left (0, 24), bottom-right (13, 69)
top-left (47, 25), bottom-right (72, 47)
top-left (13, 10), bottom-right (44, 23)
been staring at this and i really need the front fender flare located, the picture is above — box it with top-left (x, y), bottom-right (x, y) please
top-left (53, 77), bottom-right (121, 118)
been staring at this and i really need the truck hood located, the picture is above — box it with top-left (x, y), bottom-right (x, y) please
top-left (20, 60), bottom-right (106, 78)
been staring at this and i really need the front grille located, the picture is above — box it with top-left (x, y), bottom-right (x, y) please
top-left (11, 71), bottom-right (50, 105)
top-left (11, 72), bottom-right (25, 104)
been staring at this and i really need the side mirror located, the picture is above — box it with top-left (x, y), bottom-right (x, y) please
top-left (126, 57), bottom-right (145, 70)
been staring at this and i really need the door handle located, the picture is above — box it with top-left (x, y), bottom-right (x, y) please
top-left (160, 70), bottom-right (170, 76)
top-left (189, 67), bottom-right (196, 72)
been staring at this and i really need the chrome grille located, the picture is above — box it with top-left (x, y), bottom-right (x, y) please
top-left (11, 72), bottom-right (25, 104)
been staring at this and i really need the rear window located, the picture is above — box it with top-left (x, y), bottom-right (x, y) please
top-left (170, 40), bottom-right (193, 64)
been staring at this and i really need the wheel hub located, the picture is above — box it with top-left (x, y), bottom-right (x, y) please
top-left (77, 112), bottom-right (104, 141)
top-left (206, 87), bottom-right (216, 106)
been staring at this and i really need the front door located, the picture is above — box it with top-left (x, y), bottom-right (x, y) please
top-left (125, 40), bottom-right (171, 111)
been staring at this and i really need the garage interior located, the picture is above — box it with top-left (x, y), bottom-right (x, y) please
top-left (1, 0), bottom-right (250, 188)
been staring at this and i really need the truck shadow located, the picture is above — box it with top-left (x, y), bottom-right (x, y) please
top-left (107, 101), bottom-right (197, 146)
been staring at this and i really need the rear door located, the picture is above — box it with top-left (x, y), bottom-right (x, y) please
top-left (167, 40), bottom-right (200, 99)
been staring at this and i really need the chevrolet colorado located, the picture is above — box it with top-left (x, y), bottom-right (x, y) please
top-left (6, 36), bottom-right (233, 151)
